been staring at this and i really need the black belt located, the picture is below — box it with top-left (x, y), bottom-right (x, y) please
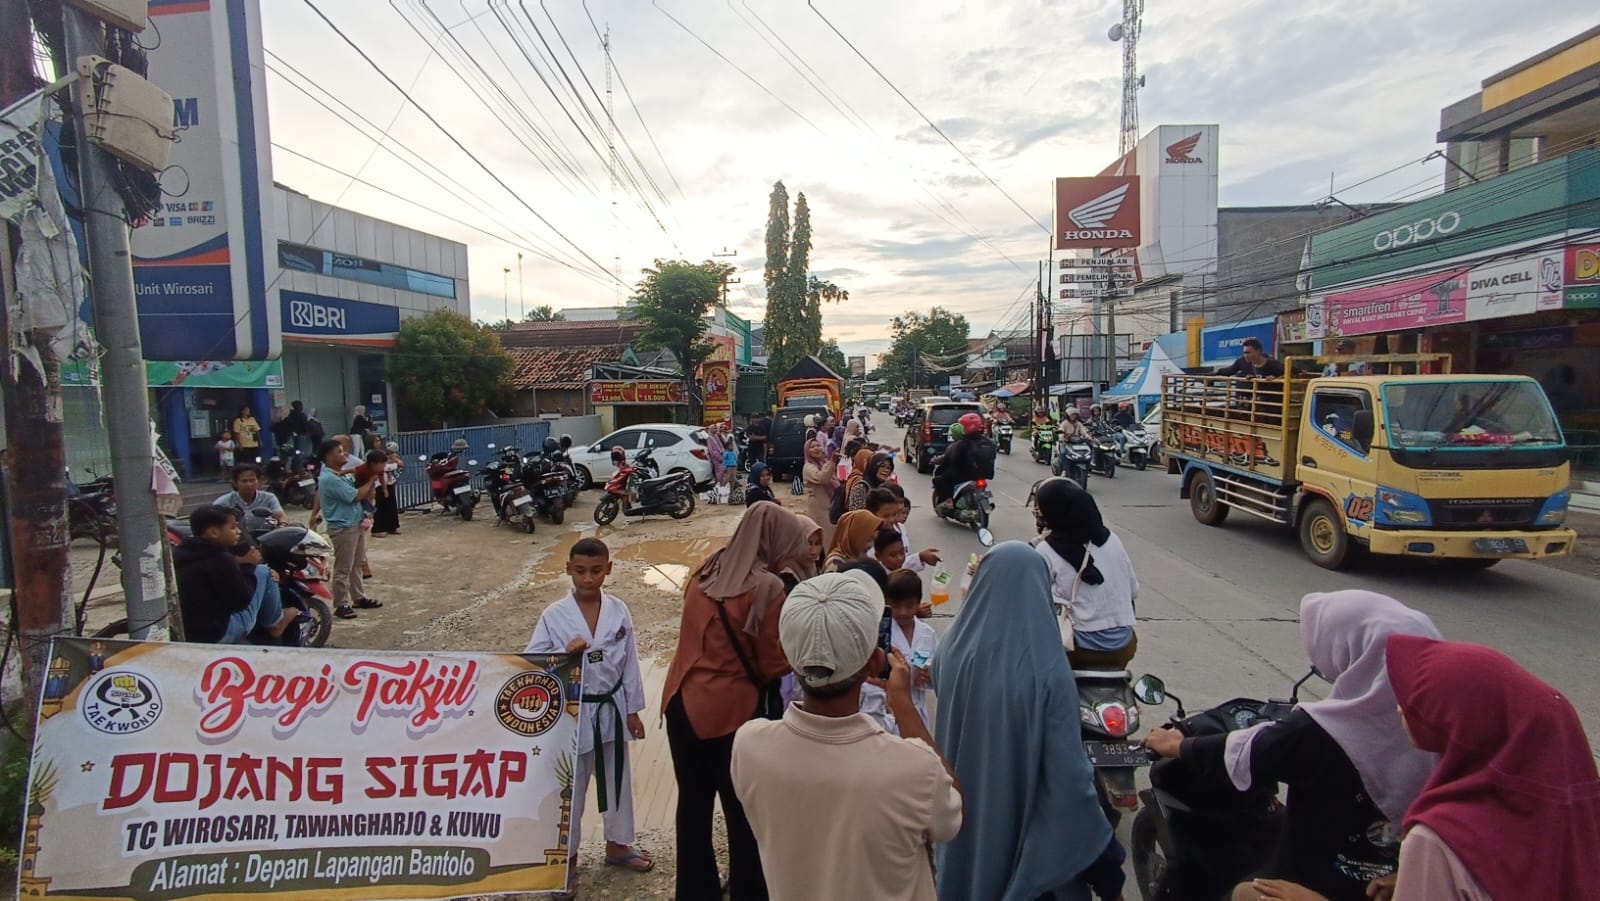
top-left (580, 674), bottom-right (626, 812)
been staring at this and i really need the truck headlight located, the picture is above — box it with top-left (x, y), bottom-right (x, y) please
top-left (1376, 487), bottom-right (1432, 527)
top-left (1537, 491), bottom-right (1570, 527)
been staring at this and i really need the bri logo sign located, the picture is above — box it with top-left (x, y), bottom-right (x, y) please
top-left (289, 299), bottom-right (345, 330)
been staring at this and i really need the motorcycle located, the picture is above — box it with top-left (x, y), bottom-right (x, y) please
top-left (1090, 432), bottom-right (1120, 479)
top-left (995, 421), bottom-right (1014, 455)
top-left (520, 445), bottom-right (572, 525)
top-left (1031, 422), bottom-right (1058, 465)
top-left (1053, 437), bottom-right (1093, 489)
top-left (423, 450), bottom-right (479, 520)
top-left (593, 447), bottom-right (696, 525)
top-left (1130, 671), bottom-right (1316, 901)
top-left (67, 472), bottom-right (117, 546)
top-left (931, 463), bottom-right (996, 544)
top-left (479, 444), bottom-right (537, 533)
top-left (1077, 668), bottom-right (1150, 827)
top-left (263, 447), bottom-right (317, 509)
top-left (1119, 427), bottom-right (1159, 472)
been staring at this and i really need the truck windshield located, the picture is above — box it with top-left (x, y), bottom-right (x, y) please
top-left (1382, 381), bottom-right (1563, 450)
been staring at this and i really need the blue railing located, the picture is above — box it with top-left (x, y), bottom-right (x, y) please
top-left (390, 422), bottom-right (551, 510)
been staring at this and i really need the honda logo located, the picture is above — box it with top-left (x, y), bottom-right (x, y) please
top-left (1372, 211), bottom-right (1461, 251)
top-left (1054, 176), bottom-right (1140, 249)
top-left (288, 299), bottom-right (346, 331)
top-left (1165, 132), bottom-right (1203, 164)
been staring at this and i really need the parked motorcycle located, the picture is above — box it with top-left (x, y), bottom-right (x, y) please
top-left (263, 447), bottom-right (317, 509)
top-left (521, 439), bottom-right (572, 525)
top-left (995, 421), bottom-right (1014, 455)
top-left (423, 450), bottom-right (479, 520)
top-left (480, 444), bottom-right (537, 533)
top-left (593, 447), bottom-right (696, 525)
top-left (1130, 671), bottom-right (1316, 901)
top-left (1054, 437), bottom-right (1093, 489)
top-left (1119, 427), bottom-right (1159, 471)
top-left (67, 472), bottom-right (117, 546)
top-left (548, 434), bottom-right (584, 503)
top-left (1031, 422), bottom-right (1058, 465)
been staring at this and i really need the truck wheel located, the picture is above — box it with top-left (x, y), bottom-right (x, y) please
top-left (1299, 498), bottom-right (1350, 569)
top-left (1188, 471), bottom-right (1229, 526)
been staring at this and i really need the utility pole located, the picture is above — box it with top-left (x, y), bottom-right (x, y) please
top-left (517, 252), bottom-right (525, 321)
top-left (1104, 286), bottom-right (1117, 388)
top-left (1, 0), bottom-right (72, 716)
top-left (62, 8), bottom-right (171, 640)
top-left (1169, 288), bottom-right (1180, 335)
top-left (502, 266), bottom-right (510, 323)
top-left (712, 246), bottom-right (739, 306)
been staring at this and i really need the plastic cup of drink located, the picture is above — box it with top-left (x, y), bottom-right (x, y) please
top-left (930, 586), bottom-right (951, 606)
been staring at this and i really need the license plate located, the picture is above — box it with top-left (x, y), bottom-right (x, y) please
top-left (452, 485), bottom-right (472, 496)
top-left (297, 478), bottom-right (315, 488)
top-left (511, 494), bottom-right (533, 507)
top-left (1473, 537), bottom-right (1527, 555)
top-left (1084, 740), bottom-right (1151, 768)
top-left (546, 488), bottom-right (565, 497)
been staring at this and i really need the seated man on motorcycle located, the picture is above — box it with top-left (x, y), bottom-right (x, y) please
top-left (993, 402), bottom-right (1012, 425)
top-left (1031, 478), bottom-right (1137, 668)
top-left (933, 413), bottom-right (994, 508)
top-left (1059, 408), bottom-right (1090, 442)
top-left (1111, 402), bottom-right (1138, 455)
top-left (1031, 405), bottom-right (1053, 427)
top-left (174, 505), bottom-right (299, 644)
top-left (213, 463), bottom-right (286, 527)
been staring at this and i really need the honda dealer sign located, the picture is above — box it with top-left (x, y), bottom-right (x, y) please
top-left (1054, 176), bottom-right (1141, 250)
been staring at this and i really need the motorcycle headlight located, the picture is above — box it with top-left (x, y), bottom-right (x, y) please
top-left (1536, 490), bottom-right (1570, 527)
top-left (1375, 486), bottom-right (1431, 526)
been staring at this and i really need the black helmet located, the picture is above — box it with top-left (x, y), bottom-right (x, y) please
top-left (559, 433), bottom-right (573, 449)
top-left (256, 525), bottom-right (331, 573)
top-left (543, 436), bottom-right (559, 453)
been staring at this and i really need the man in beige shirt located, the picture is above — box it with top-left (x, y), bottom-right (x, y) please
top-left (731, 571), bottom-right (963, 901)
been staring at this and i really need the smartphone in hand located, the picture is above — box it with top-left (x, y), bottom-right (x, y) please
top-left (877, 607), bottom-right (894, 679)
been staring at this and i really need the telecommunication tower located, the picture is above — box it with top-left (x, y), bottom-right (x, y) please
top-left (1108, 0), bottom-right (1145, 157)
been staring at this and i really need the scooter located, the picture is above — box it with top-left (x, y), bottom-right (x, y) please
top-left (480, 444), bottom-right (537, 533)
top-left (1054, 437), bottom-right (1094, 490)
top-left (1031, 422), bottom-right (1058, 465)
top-left (593, 447), bottom-right (696, 525)
top-left (263, 448), bottom-right (317, 509)
top-left (548, 434), bottom-right (584, 503)
top-left (1129, 671), bottom-right (1317, 901)
top-left (423, 450), bottom-right (479, 520)
top-left (1091, 432), bottom-right (1120, 479)
top-left (521, 444), bottom-right (571, 525)
top-left (1077, 668), bottom-right (1150, 827)
top-left (995, 421), bottom-right (1014, 454)
top-left (67, 472), bottom-right (117, 545)
top-left (931, 462), bottom-right (996, 543)
top-left (255, 524), bottom-right (335, 648)
top-left (1120, 427), bottom-right (1159, 471)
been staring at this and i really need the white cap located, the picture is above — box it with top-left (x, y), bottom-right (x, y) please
top-left (779, 571), bottom-right (884, 691)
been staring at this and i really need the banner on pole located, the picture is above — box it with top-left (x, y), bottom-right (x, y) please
top-left (20, 639), bottom-right (583, 899)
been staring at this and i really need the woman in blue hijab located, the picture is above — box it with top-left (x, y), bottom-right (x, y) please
top-left (933, 541), bottom-right (1125, 901)
top-left (744, 462), bottom-right (777, 506)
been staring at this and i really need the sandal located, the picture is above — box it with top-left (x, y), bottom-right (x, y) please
top-left (603, 849), bottom-right (654, 872)
top-left (335, 606), bottom-right (358, 620)
top-left (355, 598), bottom-right (384, 609)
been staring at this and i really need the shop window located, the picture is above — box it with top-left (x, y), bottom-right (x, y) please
top-left (1312, 389), bottom-right (1372, 455)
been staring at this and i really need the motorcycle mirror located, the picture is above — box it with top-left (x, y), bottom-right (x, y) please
top-left (1290, 667), bottom-right (1319, 705)
top-left (487, 443), bottom-right (496, 449)
top-left (976, 527), bottom-right (994, 547)
top-left (468, 459), bottom-right (479, 467)
top-left (1132, 674), bottom-right (1166, 706)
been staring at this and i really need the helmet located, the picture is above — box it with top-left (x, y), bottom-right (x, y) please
top-left (948, 422), bottom-right (965, 442)
top-left (543, 436), bottom-right (559, 453)
top-left (610, 445), bottom-right (627, 465)
top-left (804, 414), bottom-right (817, 428)
top-left (386, 441), bottom-right (399, 453)
top-left (451, 437), bottom-right (469, 452)
top-left (1119, 402), bottom-right (1132, 412)
top-left (958, 412), bottom-right (985, 436)
top-left (559, 433), bottom-right (573, 449)
top-left (1088, 405), bottom-right (1102, 416)
top-left (1066, 408), bottom-right (1081, 419)
top-left (256, 525), bottom-right (331, 573)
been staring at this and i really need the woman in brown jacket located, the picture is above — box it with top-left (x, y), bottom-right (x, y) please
top-left (662, 504), bottom-right (822, 901)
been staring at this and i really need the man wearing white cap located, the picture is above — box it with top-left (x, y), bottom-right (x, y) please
top-left (731, 571), bottom-right (962, 901)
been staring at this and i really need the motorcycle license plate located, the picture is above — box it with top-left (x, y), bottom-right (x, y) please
top-left (1472, 538), bottom-right (1527, 555)
top-left (545, 487), bottom-right (565, 497)
top-left (1084, 740), bottom-right (1151, 768)
top-left (452, 485), bottom-right (472, 496)
top-left (511, 494), bottom-right (533, 507)
top-left (297, 478), bottom-right (315, 488)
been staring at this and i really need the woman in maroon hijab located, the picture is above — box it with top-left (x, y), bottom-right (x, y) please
top-left (1383, 636), bottom-right (1600, 900)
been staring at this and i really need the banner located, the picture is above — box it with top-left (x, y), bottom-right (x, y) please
top-left (145, 360), bottom-right (285, 389)
top-left (588, 380), bottom-right (684, 405)
top-left (0, 89), bottom-right (48, 221)
top-left (702, 361), bottom-right (732, 425)
top-left (21, 639), bottom-right (582, 900)
top-left (1318, 270), bottom-right (1469, 338)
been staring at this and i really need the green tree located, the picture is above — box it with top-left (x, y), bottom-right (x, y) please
top-left (877, 307), bottom-right (970, 390)
top-left (525, 304), bottom-right (564, 322)
top-left (390, 309), bottom-right (514, 428)
top-left (763, 186), bottom-right (850, 380)
top-left (631, 259), bottom-right (727, 420)
top-left (817, 338), bottom-right (849, 378)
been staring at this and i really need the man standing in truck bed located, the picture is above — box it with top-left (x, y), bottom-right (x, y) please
top-left (1217, 338), bottom-right (1285, 379)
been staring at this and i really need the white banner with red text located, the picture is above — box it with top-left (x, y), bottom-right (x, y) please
top-left (20, 639), bottom-right (583, 900)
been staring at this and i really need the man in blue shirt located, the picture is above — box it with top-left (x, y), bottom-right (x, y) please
top-left (316, 439), bottom-right (383, 619)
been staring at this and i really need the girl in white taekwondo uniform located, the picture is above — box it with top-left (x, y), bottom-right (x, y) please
top-left (523, 537), bottom-right (654, 884)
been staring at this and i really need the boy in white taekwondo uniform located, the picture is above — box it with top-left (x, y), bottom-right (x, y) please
top-left (523, 537), bottom-right (653, 879)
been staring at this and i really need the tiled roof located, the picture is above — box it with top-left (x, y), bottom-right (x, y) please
top-left (499, 319), bottom-right (646, 349)
top-left (507, 344), bottom-right (628, 390)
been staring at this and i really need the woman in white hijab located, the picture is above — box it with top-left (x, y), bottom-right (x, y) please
top-left (1144, 590), bottom-right (1441, 901)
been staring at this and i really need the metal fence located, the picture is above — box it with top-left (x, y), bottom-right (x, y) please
top-left (390, 422), bottom-right (551, 511)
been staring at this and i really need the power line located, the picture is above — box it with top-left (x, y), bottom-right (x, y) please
top-left (300, 0), bottom-right (623, 284)
top-left (806, 0), bottom-right (1049, 235)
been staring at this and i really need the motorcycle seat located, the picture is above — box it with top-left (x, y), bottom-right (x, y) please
top-left (1073, 669), bottom-right (1131, 681)
top-left (640, 473), bottom-right (688, 489)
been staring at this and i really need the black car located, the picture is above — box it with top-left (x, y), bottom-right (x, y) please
top-left (766, 407), bottom-right (819, 480)
top-left (903, 401), bottom-right (984, 474)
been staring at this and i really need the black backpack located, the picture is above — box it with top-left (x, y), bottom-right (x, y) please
top-left (829, 481), bottom-right (848, 524)
top-left (972, 440), bottom-right (997, 480)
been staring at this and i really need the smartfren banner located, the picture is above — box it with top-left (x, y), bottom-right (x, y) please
top-left (21, 640), bottom-right (583, 899)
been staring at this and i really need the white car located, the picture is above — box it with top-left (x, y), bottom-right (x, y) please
top-left (570, 423), bottom-right (715, 488)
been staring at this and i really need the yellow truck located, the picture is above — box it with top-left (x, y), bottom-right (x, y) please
top-left (1160, 355), bottom-right (1578, 569)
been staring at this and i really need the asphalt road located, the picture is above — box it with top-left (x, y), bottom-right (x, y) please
top-left (897, 440), bottom-right (1600, 752)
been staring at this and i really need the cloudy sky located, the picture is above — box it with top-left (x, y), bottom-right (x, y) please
top-left (261, 1), bottom-right (1595, 356)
